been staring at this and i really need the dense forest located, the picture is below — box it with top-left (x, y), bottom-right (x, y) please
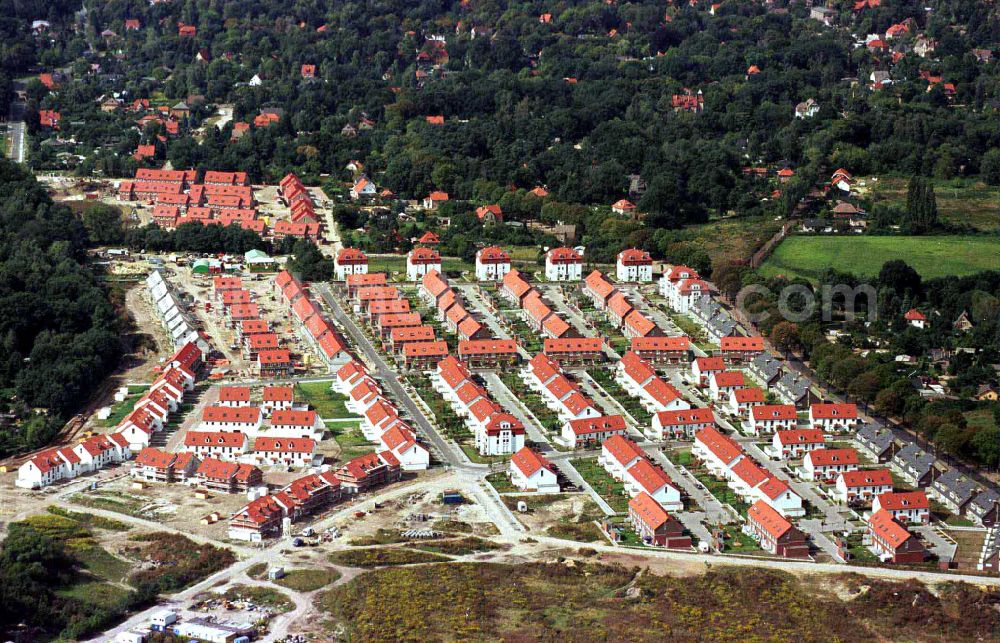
top-left (0, 160), bottom-right (123, 457)
top-left (29, 0), bottom-right (999, 236)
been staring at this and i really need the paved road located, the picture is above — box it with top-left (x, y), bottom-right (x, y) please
top-left (314, 282), bottom-right (473, 470)
top-left (644, 447), bottom-right (732, 525)
top-left (481, 372), bottom-right (554, 450)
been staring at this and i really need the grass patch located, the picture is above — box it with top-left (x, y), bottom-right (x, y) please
top-left (348, 528), bottom-right (411, 546)
top-left (761, 235), bottom-right (1000, 282)
top-left (867, 176), bottom-right (1000, 231)
top-left (273, 568), bottom-right (341, 592)
top-left (486, 471), bottom-right (517, 493)
top-left (246, 562), bottom-right (268, 579)
top-left (412, 537), bottom-right (500, 556)
top-left (295, 381), bottom-right (353, 418)
top-left (587, 369), bottom-right (651, 425)
top-left (99, 393), bottom-right (142, 427)
top-left (499, 371), bottom-right (563, 433)
top-left (690, 465), bottom-right (750, 516)
top-left (329, 421), bottom-right (375, 461)
top-left (328, 547), bottom-right (450, 568)
top-left (570, 457), bottom-right (630, 513)
top-left (47, 506), bottom-right (131, 531)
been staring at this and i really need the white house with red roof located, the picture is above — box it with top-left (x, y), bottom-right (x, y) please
top-left (349, 176), bottom-right (377, 200)
top-left (199, 406), bottom-right (262, 434)
top-left (903, 308), bottom-right (927, 329)
top-left (262, 385), bottom-right (295, 416)
top-left (561, 415), bottom-right (627, 448)
top-left (611, 199), bottom-right (637, 216)
top-left (544, 247), bottom-right (583, 281)
top-left (622, 458), bottom-right (682, 510)
top-left (658, 265), bottom-right (706, 312)
top-left (693, 426), bottom-right (745, 477)
top-left (379, 423), bottom-right (429, 470)
top-left (217, 386), bottom-right (252, 408)
top-left (73, 433), bottom-right (131, 472)
top-left (406, 247), bottom-right (441, 281)
top-left (800, 448), bottom-right (860, 481)
top-left (709, 370), bottom-right (745, 400)
top-left (249, 436), bottom-right (317, 468)
top-left (652, 407), bottom-right (715, 440)
top-left (269, 409), bottom-right (325, 440)
top-left (183, 431), bottom-right (249, 461)
top-left (615, 352), bottom-right (690, 413)
top-left (748, 404), bottom-right (798, 436)
top-left (475, 246), bottom-right (511, 281)
top-left (616, 249), bottom-right (653, 282)
top-left (475, 412), bottom-right (525, 456)
top-left (599, 435), bottom-right (647, 480)
top-left (809, 403), bottom-right (859, 432)
top-left (752, 475), bottom-right (805, 517)
top-left (335, 248), bottom-right (369, 281)
top-left (872, 490), bottom-right (930, 524)
top-left (525, 353), bottom-right (601, 423)
top-left (770, 429), bottom-right (825, 459)
top-left (834, 468), bottom-right (893, 505)
top-left (727, 386), bottom-right (765, 418)
top-left (422, 191), bottom-right (449, 210)
top-left (16, 447), bottom-right (82, 489)
top-left (691, 356), bottom-right (726, 386)
top-left (510, 447), bottom-right (560, 493)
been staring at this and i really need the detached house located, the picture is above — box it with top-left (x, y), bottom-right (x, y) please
top-left (475, 246), bottom-right (511, 281)
top-left (335, 248), bottom-right (368, 280)
top-left (616, 249), bottom-right (653, 282)
top-left (544, 247), bottom-right (583, 281)
top-left (406, 247), bottom-right (441, 281)
top-left (509, 447), bottom-right (560, 493)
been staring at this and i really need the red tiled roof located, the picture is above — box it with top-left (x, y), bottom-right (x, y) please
top-left (751, 404), bottom-right (797, 422)
top-left (810, 403), bottom-right (858, 420)
top-left (185, 431), bottom-right (247, 448)
top-left (876, 490), bottom-right (929, 511)
top-left (629, 491), bottom-right (670, 531)
top-left (202, 406), bottom-right (260, 424)
top-left (840, 468), bottom-right (892, 487)
top-left (748, 500), bottom-right (793, 540)
top-left (806, 448), bottom-right (860, 467)
top-left (566, 415), bottom-right (626, 436)
top-left (602, 434), bottom-right (646, 467)
top-left (511, 447), bottom-right (555, 478)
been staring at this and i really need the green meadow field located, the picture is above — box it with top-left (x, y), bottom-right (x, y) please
top-left (761, 235), bottom-right (1000, 281)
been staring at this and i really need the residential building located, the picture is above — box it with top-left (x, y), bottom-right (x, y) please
top-left (891, 444), bottom-right (938, 487)
top-left (184, 431), bottom-right (249, 461)
top-left (250, 436), bottom-right (317, 468)
top-left (771, 429), bottom-right (825, 459)
top-left (561, 415), bottom-right (627, 448)
top-left (709, 371), bottom-right (745, 401)
top-left (728, 387), bottom-right (765, 418)
top-left (475, 246), bottom-right (511, 281)
top-left (544, 247), bottom-right (583, 281)
top-left (335, 248), bottom-right (368, 280)
top-left (748, 404), bottom-right (798, 436)
top-left (873, 491), bottom-right (930, 524)
top-left (629, 492), bottom-right (691, 548)
top-left (269, 409), bottom-right (324, 440)
top-left (930, 469), bottom-right (978, 516)
top-left (867, 509), bottom-right (926, 563)
top-left (855, 423), bottom-right (896, 462)
top-left (652, 407), bottom-right (715, 440)
top-left (834, 469), bottom-right (893, 506)
top-left (630, 335), bottom-right (690, 365)
top-left (800, 448), bottom-right (860, 482)
top-left (406, 247), bottom-right (442, 281)
top-left (509, 447), bottom-right (560, 493)
top-left (616, 249), bottom-right (653, 282)
top-left (809, 403), bottom-right (859, 432)
top-left (746, 500), bottom-right (809, 558)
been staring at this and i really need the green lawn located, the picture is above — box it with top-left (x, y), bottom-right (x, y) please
top-left (295, 381), bottom-right (354, 418)
top-left (485, 471), bottom-right (517, 493)
top-left (761, 235), bottom-right (1000, 282)
top-left (570, 457), bottom-right (630, 513)
top-left (868, 176), bottom-right (1000, 231)
top-left (328, 422), bottom-right (375, 461)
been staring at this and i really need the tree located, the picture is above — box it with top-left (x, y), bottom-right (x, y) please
top-left (81, 203), bottom-right (125, 245)
top-left (982, 149), bottom-right (1000, 186)
top-left (770, 321), bottom-right (800, 355)
top-left (878, 260), bottom-right (922, 298)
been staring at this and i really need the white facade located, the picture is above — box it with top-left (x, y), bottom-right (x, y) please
top-left (335, 261), bottom-right (368, 281)
top-left (406, 257), bottom-right (441, 281)
top-left (511, 463), bottom-right (559, 493)
top-left (616, 259), bottom-right (653, 282)
top-left (475, 255), bottom-right (511, 281)
top-left (544, 253), bottom-right (583, 281)
top-left (474, 418), bottom-right (525, 456)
